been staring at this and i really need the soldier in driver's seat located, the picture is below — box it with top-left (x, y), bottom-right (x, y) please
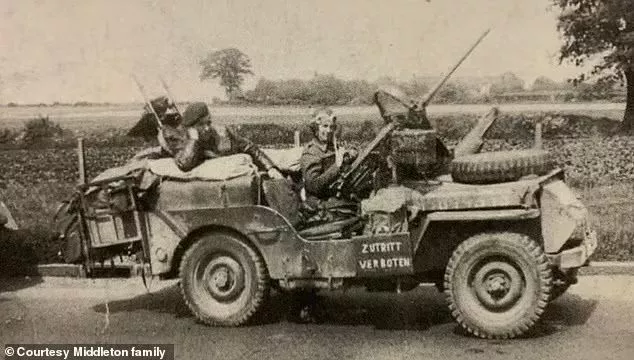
top-left (299, 108), bottom-right (359, 226)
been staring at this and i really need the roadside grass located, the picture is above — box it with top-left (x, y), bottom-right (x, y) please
top-left (0, 181), bottom-right (75, 274)
top-left (576, 182), bottom-right (634, 261)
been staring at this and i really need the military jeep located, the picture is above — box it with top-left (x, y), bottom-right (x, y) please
top-left (54, 83), bottom-right (596, 339)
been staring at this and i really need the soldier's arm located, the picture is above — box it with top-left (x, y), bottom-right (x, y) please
top-left (226, 126), bottom-right (277, 171)
top-left (301, 150), bottom-right (340, 196)
top-left (161, 128), bottom-right (204, 172)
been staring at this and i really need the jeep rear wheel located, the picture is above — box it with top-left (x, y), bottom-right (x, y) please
top-left (179, 232), bottom-right (269, 326)
top-left (444, 232), bottom-right (552, 339)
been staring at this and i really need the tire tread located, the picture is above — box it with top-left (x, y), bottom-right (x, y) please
top-left (179, 232), bottom-right (269, 327)
top-left (444, 232), bottom-right (552, 339)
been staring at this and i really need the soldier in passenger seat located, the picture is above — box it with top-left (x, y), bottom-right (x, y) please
top-left (158, 102), bottom-right (284, 178)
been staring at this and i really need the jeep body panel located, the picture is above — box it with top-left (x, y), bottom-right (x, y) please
top-left (148, 204), bottom-right (414, 280)
top-left (154, 176), bottom-right (260, 210)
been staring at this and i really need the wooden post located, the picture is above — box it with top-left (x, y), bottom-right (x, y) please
top-left (0, 201), bottom-right (18, 230)
top-left (534, 121), bottom-right (543, 150)
top-left (294, 130), bottom-right (301, 148)
top-left (77, 138), bottom-right (86, 185)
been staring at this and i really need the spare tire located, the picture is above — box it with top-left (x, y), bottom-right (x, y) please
top-left (451, 149), bottom-right (554, 184)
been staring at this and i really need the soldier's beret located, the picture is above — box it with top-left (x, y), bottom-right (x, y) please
top-left (182, 102), bottom-right (210, 127)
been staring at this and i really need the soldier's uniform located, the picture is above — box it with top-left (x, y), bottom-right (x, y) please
top-left (300, 139), bottom-right (339, 201)
top-left (159, 103), bottom-right (278, 173)
top-left (300, 139), bottom-right (357, 223)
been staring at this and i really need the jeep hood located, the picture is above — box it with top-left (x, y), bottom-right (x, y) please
top-left (402, 169), bottom-right (564, 212)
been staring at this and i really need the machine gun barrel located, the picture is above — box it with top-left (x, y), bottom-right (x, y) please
top-left (417, 28), bottom-right (490, 109)
top-left (333, 122), bottom-right (397, 197)
top-left (159, 76), bottom-right (182, 116)
top-left (132, 74), bottom-right (163, 130)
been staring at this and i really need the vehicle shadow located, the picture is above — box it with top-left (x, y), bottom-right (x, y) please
top-left (92, 282), bottom-right (192, 318)
top-left (258, 287), bottom-right (454, 331)
top-left (92, 283), bottom-right (453, 331)
top-left (0, 228), bottom-right (44, 293)
top-left (0, 276), bottom-right (43, 294)
top-left (524, 293), bottom-right (598, 338)
top-left (91, 284), bottom-right (597, 337)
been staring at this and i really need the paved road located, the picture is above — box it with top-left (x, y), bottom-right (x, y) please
top-left (1, 275), bottom-right (633, 360)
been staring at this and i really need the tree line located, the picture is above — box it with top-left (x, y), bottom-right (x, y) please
top-left (215, 72), bottom-right (625, 106)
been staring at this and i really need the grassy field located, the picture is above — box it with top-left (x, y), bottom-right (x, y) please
top-left (1, 105), bottom-right (633, 271)
top-left (0, 102), bottom-right (627, 131)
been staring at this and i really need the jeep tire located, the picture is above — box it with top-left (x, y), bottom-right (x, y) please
top-left (450, 149), bottom-right (554, 184)
top-left (444, 232), bottom-right (552, 339)
top-left (180, 231), bottom-right (269, 326)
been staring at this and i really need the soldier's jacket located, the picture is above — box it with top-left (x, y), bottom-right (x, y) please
top-left (159, 124), bottom-right (277, 172)
top-left (300, 139), bottom-right (340, 200)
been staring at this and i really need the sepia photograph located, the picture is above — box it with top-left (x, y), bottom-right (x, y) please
top-left (1, 0), bottom-right (633, 359)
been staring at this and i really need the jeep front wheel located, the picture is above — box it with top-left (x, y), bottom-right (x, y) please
top-left (179, 232), bottom-right (269, 326)
top-left (444, 232), bottom-right (552, 339)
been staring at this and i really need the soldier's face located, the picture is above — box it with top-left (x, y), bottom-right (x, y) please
top-left (195, 115), bottom-right (213, 139)
top-left (314, 111), bottom-right (337, 144)
top-left (317, 122), bottom-right (335, 143)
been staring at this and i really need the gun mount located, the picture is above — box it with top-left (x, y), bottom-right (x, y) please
top-left (331, 29), bottom-right (490, 198)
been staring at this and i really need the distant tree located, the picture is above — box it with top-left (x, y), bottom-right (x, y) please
top-left (200, 48), bottom-right (254, 100)
top-left (435, 82), bottom-right (470, 104)
top-left (490, 72), bottom-right (525, 94)
top-left (577, 81), bottom-right (615, 101)
top-left (308, 74), bottom-right (350, 105)
top-left (247, 78), bottom-right (278, 103)
top-left (404, 78), bottom-right (431, 98)
top-left (375, 76), bottom-right (399, 88)
top-left (344, 79), bottom-right (375, 104)
top-left (531, 76), bottom-right (562, 91)
top-left (277, 79), bottom-right (312, 104)
top-left (552, 0), bottom-right (634, 131)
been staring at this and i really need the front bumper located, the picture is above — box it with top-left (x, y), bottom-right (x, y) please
top-left (546, 229), bottom-right (598, 270)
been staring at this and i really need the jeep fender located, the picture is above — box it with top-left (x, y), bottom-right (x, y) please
top-left (413, 208), bottom-right (541, 253)
top-left (412, 208), bottom-right (541, 273)
top-left (147, 206), bottom-right (296, 277)
top-left (540, 180), bottom-right (588, 253)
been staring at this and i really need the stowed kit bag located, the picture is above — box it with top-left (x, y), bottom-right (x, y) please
top-left (361, 186), bottom-right (422, 235)
top-left (363, 207), bottom-right (408, 235)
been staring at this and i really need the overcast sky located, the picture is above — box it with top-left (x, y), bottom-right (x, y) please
top-left (0, 0), bottom-right (586, 103)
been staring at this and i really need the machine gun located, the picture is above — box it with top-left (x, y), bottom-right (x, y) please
top-left (331, 29), bottom-right (490, 198)
top-left (132, 74), bottom-right (163, 130)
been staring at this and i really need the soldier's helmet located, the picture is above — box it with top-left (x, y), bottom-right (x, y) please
top-left (309, 107), bottom-right (340, 138)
